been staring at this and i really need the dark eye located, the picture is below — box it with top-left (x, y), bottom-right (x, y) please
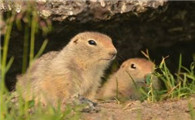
top-left (130, 63), bottom-right (136, 69)
top-left (88, 40), bottom-right (97, 46)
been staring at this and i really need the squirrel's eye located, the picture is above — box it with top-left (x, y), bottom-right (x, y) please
top-left (88, 40), bottom-right (97, 46)
top-left (130, 64), bottom-right (136, 69)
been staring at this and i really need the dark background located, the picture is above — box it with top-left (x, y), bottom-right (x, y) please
top-left (2, 1), bottom-right (195, 91)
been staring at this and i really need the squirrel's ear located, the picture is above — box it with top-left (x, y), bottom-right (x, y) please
top-left (120, 61), bottom-right (128, 68)
top-left (121, 63), bottom-right (126, 68)
top-left (73, 39), bottom-right (78, 44)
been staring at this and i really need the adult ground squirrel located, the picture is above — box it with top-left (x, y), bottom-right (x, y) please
top-left (98, 58), bottom-right (161, 100)
top-left (16, 32), bottom-right (117, 105)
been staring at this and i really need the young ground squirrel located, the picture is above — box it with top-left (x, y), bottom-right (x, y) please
top-left (16, 32), bottom-right (117, 105)
top-left (98, 58), bottom-right (161, 100)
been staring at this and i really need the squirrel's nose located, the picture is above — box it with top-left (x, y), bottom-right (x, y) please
top-left (109, 52), bottom-right (117, 57)
top-left (108, 50), bottom-right (117, 59)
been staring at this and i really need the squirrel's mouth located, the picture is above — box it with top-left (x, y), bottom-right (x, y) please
top-left (100, 58), bottom-right (112, 61)
top-left (100, 56), bottom-right (116, 61)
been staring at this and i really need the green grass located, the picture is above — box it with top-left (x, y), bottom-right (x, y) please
top-left (0, 91), bottom-right (81, 120)
top-left (140, 54), bottom-right (195, 102)
top-left (188, 101), bottom-right (195, 120)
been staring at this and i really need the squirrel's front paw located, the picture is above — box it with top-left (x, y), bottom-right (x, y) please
top-left (71, 94), bottom-right (100, 113)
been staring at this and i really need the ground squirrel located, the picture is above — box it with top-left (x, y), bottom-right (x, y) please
top-left (16, 32), bottom-right (117, 105)
top-left (98, 58), bottom-right (161, 100)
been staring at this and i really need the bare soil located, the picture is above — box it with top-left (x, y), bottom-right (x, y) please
top-left (82, 97), bottom-right (195, 120)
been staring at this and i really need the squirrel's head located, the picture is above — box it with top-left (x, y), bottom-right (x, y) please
top-left (67, 32), bottom-right (117, 66)
top-left (120, 58), bottom-right (155, 85)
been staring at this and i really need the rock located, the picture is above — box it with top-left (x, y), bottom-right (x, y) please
top-left (0, 0), bottom-right (166, 22)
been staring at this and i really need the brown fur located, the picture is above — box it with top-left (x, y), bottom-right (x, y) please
top-left (16, 32), bottom-right (117, 105)
top-left (98, 58), bottom-right (161, 100)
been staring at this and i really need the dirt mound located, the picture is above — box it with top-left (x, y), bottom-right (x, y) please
top-left (83, 97), bottom-right (195, 120)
